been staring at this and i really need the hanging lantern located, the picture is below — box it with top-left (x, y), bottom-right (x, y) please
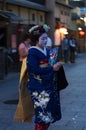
top-left (79, 30), bottom-right (85, 36)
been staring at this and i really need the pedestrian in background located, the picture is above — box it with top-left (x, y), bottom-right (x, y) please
top-left (61, 34), bottom-right (69, 63)
top-left (54, 23), bottom-right (62, 61)
top-left (27, 24), bottom-right (62, 130)
top-left (18, 33), bottom-right (31, 67)
top-left (69, 36), bottom-right (76, 63)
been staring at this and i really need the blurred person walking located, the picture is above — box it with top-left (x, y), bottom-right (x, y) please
top-left (54, 23), bottom-right (62, 61)
top-left (69, 36), bottom-right (76, 63)
top-left (62, 35), bottom-right (69, 63)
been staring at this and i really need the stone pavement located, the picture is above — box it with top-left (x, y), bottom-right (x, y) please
top-left (0, 53), bottom-right (86, 130)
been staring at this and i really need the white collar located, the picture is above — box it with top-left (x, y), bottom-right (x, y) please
top-left (30, 46), bottom-right (47, 56)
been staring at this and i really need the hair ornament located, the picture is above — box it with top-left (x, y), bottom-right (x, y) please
top-left (43, 24), bottom-right (50, 32)
top-left (29, 25), bottom-right (39, 33)
top-left (28, 24), bottom-right (50, 42)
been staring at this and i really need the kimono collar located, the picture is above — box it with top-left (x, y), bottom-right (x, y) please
top-left (30, 46), bottom-right (47, 56)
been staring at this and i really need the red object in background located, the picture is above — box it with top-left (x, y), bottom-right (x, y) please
top-left (11, 34), bottom-right (17, 49)
top-left (17, 24), bottom-right (24, 33)
top-left (17, 28), bottom-right (24, 33)
top-left (79, 30), bottom-right (85, 36)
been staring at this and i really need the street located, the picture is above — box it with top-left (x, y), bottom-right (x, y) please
top-left (0, 53), bottom-right (86, 130)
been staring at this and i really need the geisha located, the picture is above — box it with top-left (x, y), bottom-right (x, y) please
top-left (27, 24), bottom-right (62, 130)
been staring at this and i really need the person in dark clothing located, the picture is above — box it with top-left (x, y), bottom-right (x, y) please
top-left (27, 24), bottom-right (62, 130)
top-left (69, 36), bottom-right (76, 63)
top-left (62, 35), bottom-right (69, 63)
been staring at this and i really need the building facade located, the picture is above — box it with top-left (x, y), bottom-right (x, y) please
top-left (0, 0), bottom-right (49, 49)
top-left (0, 0), bottom-right (73, 50)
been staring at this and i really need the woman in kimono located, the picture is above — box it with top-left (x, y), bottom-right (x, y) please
top-left (27, 25), bottom-right (62, 130)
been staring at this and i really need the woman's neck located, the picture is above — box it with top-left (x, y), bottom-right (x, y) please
top-left (36, 44), bottom-right (44, 50)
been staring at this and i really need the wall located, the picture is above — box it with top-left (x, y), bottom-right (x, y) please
top-left (55, 4), bottom-right (71, 28)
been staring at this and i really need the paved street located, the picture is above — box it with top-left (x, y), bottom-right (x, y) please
top-left (0, 53), bottom-right (86, 130)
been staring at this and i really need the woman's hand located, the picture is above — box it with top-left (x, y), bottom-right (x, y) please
top-left (53, 62), bottom-right (62, 71)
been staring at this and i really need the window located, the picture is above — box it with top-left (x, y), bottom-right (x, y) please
top-left (61, 10), bottom-right (64, 15)
top-left (64, 11), bottom-right (67, 15)
top-left (40, 15), bottom-right (43, 22)
top-left (32, 13), bottom-right (35, 21)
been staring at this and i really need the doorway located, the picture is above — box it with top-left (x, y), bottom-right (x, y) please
top-left (0, 27), bottom-right (7, 48)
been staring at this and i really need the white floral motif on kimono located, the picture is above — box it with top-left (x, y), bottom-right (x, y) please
top-left (38, 111), bottom-right (54, 123)
top-left (32, 91), bottom-right (54, 123)
top-left (32, 91), bottom-right (50, 108)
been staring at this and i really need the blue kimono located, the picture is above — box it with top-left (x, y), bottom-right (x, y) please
top-left (27, 46), bottom-right (61, 124)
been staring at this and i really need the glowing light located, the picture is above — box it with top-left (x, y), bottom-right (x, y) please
top-left (79, 30), bottom-right (85, 36)
top-left (78, 27), bottom-right (82, 31)
top-left (59, 27), bottom-right (68, 34)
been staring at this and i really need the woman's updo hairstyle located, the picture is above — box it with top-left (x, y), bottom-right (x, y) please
top-left (29, 24), bottom-right (50, 43)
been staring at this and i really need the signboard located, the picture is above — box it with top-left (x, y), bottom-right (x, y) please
top-left (80, 7), bottom-right (86, 13)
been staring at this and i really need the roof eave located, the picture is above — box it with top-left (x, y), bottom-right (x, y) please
top-left (55, 1), bottom-right (73, 9)
top-left (3, 0), bottom-right (50, 12)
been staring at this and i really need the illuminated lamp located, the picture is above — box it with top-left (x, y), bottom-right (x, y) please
top-left (79, 30), bottom-right (85, 36)
top-left (59, 27), bottom-right (68, 34)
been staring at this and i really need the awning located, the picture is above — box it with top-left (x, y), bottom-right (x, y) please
top-left (0, 11), bottom-right (22, 21)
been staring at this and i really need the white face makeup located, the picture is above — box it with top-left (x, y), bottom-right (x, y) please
top-left (39, 33), bottom-right (48, 48)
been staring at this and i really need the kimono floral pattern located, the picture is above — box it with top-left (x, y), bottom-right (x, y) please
top-left (33, 91), bottom-right (50, 108)
top-left (30, 90), bottom-right (54, 123)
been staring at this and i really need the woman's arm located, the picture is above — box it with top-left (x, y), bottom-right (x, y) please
top-left (19, 43), bottom-right (28, 58)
